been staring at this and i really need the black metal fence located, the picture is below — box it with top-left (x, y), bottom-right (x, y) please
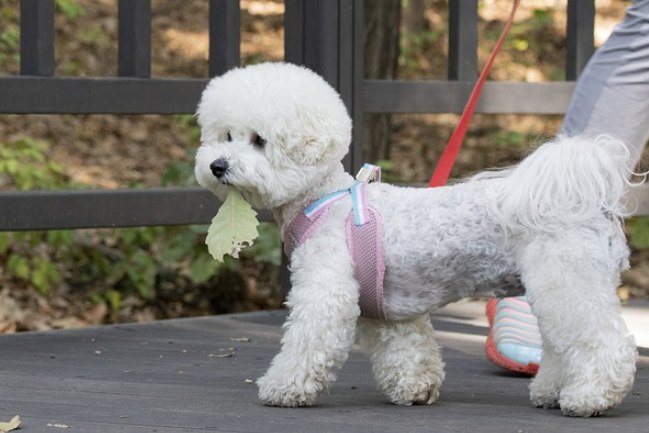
top-left (1, 0), bottom-right (646, 232)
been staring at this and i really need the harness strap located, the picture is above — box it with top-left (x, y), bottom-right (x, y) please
top-left (283, 164), bottom-right (387, 320)
top-left (347, 206), bottom-right (386, 320)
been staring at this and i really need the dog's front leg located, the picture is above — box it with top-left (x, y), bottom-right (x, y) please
top-left (257, 255), bottom-right (360, 407)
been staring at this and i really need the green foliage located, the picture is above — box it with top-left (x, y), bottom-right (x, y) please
top-left (374, 160), bottom-right (395, 183)
top-left (174, 115), bottom-right (201, 146)
top-left (242, 223), bottom-right (282, 267)
top-left (488, 130), bottom-right (527, 147)
top-left (56, 0), bottom-right (85, 20)
top-left (60, 59), bottom-right (82, 75)
top-left (159, 225), bottom-right (224, 285)
top-left (0, 138), bottom-right (69, 190)
top-left (400, 29), bottom-right (443, 71)
top-left (0, 130), bottom-right (282, 318)
top-left (0, 140), bottom-right (71, 295)
top-left (3, 234), bottom-right (66, 296)
top-left (162, 148), bottom-right (197, 187)
top-left (531, 8), bottom-right (554, 32)
top-left (163, 116), bottom-right (201, 187)
top-left (507, 9), bottom-right (554, 55)
top-left (0, 28), bottom-right (18, 66)
top-left (0, 0), bottom-right (19, 68)
top-left (31, 257), bottom-right (62, 295)
top-left (78, 28), bottom-right (111, 46)
top-left (628, 217), bottom-right (649, 250)
top-left (244, 54), bottom-right (266, 66)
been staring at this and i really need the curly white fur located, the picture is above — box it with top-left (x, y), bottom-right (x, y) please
top-left (195, 62), bottom-right (638, 417)
top-left (488, 134), bottom-right (637, 233)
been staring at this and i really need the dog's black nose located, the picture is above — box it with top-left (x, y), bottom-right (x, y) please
top-left (210, 159), bottom-right (229, 178)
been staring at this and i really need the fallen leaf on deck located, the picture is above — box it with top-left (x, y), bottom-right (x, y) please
top-left (0, 415), bottom-right (21, 432)
top-left (47, 423), bottom-right (70, 428)
top-left (229, 337), bottom-right (251, 342)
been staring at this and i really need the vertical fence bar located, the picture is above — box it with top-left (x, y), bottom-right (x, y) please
top-left (20, 0), bottom-right (55, 76)
top-left (284, 0), bottom-right (305, 65)
top-left (338, 0), bottom-right (354, 126)
top-left (303, 0), bottom-right (340, 87)
top-left (209, 0), bottom-right (240, 77)
top-left (350, 0), bottom-right (364, 175)
top-left (118, 0), bottom-right (151, 78)
top-left (566, 0), bottom-right (595, 80)
top-left (337, 0), bottom-right (364, 175)
top-left (448, 0), bottom-right (478, 81)
top-left (286, 0), bottom-right (364, 176)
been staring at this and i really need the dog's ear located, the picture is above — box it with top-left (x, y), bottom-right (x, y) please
top-left (287, 136), bottom-right (338, 166)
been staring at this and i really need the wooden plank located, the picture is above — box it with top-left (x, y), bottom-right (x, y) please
top-left (0, 78), bottom-right (576, 116)
top-left (1, 179), bottom-right (645, 233)
top-left (0, 188), bottom-right (274, 231)
top-left (363, 80), bottom-right (576, 114)
top-left (0, 306), bottom-right (647, 433)
top-left (0, 77), bottom-right (207, 114)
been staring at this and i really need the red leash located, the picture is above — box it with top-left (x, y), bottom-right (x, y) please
top-left (428, 0), bottom-right (522, 187)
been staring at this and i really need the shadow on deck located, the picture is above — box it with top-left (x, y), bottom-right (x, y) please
top-left (1, 300), bottom-right (648, 433)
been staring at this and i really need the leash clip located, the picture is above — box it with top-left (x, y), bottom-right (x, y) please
top-left (355, 164), bottom-right (381, 184)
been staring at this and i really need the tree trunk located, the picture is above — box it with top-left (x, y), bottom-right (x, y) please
top-left (363, 0), bottom-right (401, 165)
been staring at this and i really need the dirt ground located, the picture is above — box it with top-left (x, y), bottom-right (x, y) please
top-left (1, 0), bottom-right (647, 332)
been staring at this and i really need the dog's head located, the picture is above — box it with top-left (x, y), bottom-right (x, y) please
top-left (194, 62), bottom-right (352, 209)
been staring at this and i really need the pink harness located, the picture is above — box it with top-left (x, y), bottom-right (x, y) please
top-left (283, 165), bottom-right (387, 320)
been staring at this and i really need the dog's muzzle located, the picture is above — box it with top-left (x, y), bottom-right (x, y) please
top-left (210, 158), bottom-right (229, 179)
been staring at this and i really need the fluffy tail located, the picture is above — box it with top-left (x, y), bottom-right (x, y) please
top-left (490, 135), bottom-right (640, 233)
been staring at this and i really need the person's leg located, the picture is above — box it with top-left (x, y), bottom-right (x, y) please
top-left (561, 0), bottom-right (649, 162)
top-left (487, 0), bottom-right (649, 374)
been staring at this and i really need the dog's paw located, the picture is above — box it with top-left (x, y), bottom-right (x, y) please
top-left (388, 384), bottom-right (441, 406)
top-left (530, 394), bottom-right (560, 409)
top-left (411, 388), bottom-right (439, 406)
top-left (559, 396), bottom-right (612, 417)
top-left (384, 373), bottom-right (444, 406)
top-left (558, 385), bottom-right (624, 417)
top-left (257, 373), bottom-right (320, 407)
top-left (529, 380), bottom-right (560, 409)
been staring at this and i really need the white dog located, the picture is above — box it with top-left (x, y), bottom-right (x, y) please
top-left (194, 62), bottom-right (638, 417)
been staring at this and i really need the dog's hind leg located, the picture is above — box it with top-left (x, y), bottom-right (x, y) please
top-left (529, 342), bottom-right (562, 409)
top-left (519, 232), bottom-right (637, 417)
top-left (357, 314), bottom-right (445, 405)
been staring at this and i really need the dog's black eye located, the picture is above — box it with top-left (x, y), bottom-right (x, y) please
top-left (253, 134), bottom-right (266, 149)
top-left (226, 132), bottom-right (232, 142)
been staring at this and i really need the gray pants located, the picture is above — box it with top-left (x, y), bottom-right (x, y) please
top-left (560, 0), bottom-right (649, 165)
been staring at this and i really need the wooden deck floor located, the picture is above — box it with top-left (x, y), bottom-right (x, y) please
top-left (1, 300), bottom-right (648, 433)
